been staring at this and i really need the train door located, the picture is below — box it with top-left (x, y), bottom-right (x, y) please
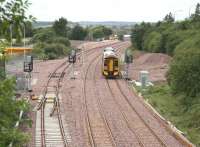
top-left (108, 59), bottom-right (114, 72)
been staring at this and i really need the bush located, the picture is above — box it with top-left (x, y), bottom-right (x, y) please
top-left (175, 32), bottom-right (200, 50)
top-left (70, 25), bottom-right (88, 40)
top-left (30, 28), bottom-right (55, 43)
top-left (143, 32), bottom-right (163, 52)
top-left (0, 79), bottom-right (30, 146)
top-left (33, 42), bottom-right (70, 60)
top-left (167, 47), bottom-right (200, 97)
top-left (52, 37), bottom-right (70, 47)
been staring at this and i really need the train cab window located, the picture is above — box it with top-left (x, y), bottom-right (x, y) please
top-left (104, 59), bottom-right (108, 66)
top-left (114, 60), bottom-right (118, 66)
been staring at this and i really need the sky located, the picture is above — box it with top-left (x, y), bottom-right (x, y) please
top-left (28, 0), bottom-right (200, 22)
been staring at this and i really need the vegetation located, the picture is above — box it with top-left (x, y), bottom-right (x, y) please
top-left (138, 84), bottom-right (200, 146)
top-left (131, 3), bottom-right (200, 145)
top-left (131, 3), bottom-right (200, 55)
top-left (167, 47), bottom-right (200, 98)
top-left (70, 25), bottom-right (88, 40)
top-left (32, 19), bottom-right (114, 59)
top-left (0, 1), bottom-right (33, 146)
top-left (32, 42), bottom-right (70, 60)
top-left (0, 79), bottom-right (31, 146)
top-left (91, 25), bottom-right (113, 39)
top-left (53, 17), bottom-right (69, 37)
top-left (31, 18), bottom-right (72, 59)
top-left (0, 0), bottom-right (35, 43)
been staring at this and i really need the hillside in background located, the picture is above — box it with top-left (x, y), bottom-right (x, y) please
top-left (78, 21), bottom-right (137, 27)
top-left (33, 21), bottom-right (137, 28)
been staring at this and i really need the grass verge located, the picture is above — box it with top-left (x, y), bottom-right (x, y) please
top-left (134, 83), bottom-right (200, 146)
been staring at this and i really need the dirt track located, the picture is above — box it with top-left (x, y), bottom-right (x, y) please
top-left (129, 52), bottom-right (171, 82)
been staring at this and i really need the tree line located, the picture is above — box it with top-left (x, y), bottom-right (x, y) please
top-left (31, 17), bottom-right (113, 59)
top-left (131, 3), bottom-right (200, 136)
top-left (131, 3), bottom-right (200, 55)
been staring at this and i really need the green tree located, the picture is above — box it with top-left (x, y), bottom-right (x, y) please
top-left (71, 25), bottom-right (87, 40)
top-left (168, 46), bottom-right (200, 97)
top-left (131, 22), bottom-right (151, 50)
top-left (163, 12), bottom-right (175, 23)
top-left (0, 79), bottom-right (30, 146)
top-left (53, 17), bottom-right (68, 37)
top-left (0, 0), bottom-right (35, 43)
top-left (30, 28), bottom-right (55, 43)
top-left (143, 31), bottom-right (163, 53)
top-left (102, 26), bottom-right (113, 38)
top-left (91, 26), bottom-right (113, 39)
top-left (118, 34), bottom-right (124, 41)
top-left (191, 3), bottom-right (200, 22)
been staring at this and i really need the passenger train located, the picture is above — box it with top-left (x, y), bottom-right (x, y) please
top-left (102, 47), bottom-right (120, 78)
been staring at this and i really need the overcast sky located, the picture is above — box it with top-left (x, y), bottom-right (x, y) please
top-left (28, 0), bottom-right (200, 22)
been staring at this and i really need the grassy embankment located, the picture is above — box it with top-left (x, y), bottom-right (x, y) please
top-left (134, 83), bottom-right (200, 146)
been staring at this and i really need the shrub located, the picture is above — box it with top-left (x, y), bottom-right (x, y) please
top-left (143, 32), bottom-right (163, 53)
top-left (167, 47), bottom-right (200, 97)
top-left (175, 32), bottom-right (200, 50)
top-left (33, 42), bottom-right (70, 60)
top-left (52, 37), bottom-right (70, 47)
top-left (30, 28), bottom-right (55, 43)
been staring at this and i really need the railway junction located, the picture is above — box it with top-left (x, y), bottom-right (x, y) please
top-left (27, 40), bottom-right (193, 147)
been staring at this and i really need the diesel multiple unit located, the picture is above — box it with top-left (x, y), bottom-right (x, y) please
top-left (102, 47), bottom-right (120, 78)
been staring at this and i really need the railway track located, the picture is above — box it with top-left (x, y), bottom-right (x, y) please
top-left (35, 41), bottom-right (125, 147)
top-left (97, 44), bottom-right (166, 146)
top-left (91, 42), bottom-right (186, 146)
top-left (115, 80), bottom-right (190, 146)
top-left (106, 79), bottom-right (167, 146)
top-left (82, 42), bottom-right (131, 147)
top-left (83, 54), bottom-right (115, 147)
top-left (36, 62), bottom-right (71, 147)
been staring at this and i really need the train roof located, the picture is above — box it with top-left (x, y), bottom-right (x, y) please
top-left (104, 47), bottom-right (115, 52)
top-left (103, 50), bottom-right (117, 58)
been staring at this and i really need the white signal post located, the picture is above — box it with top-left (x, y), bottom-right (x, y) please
top-left (23, 24), bottom-right (26, 60)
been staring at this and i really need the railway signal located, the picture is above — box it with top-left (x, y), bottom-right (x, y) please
top-left (69, 49), bottom-right (76, 63)
top-left (24, 55), bottom-right (33, 92)
top-left (69, 49), bottom-right (76, 79)
top-left (124, 49), bottom-right (133, 80)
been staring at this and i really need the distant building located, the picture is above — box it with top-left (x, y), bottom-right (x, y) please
top-left (123, 35), bottom-right (131, 41)
top-left (109, 34), bottom-right (118, 40)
